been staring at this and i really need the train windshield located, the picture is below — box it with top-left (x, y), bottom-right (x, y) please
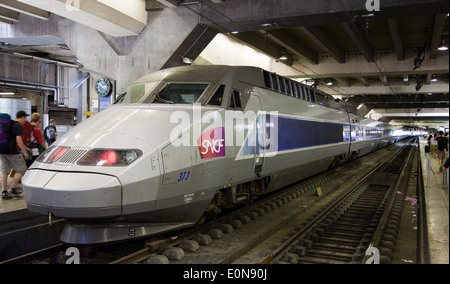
top-left (153, 83), bottom-right (209, 104)
top-left (114, 82), bottom-right (158, 104)
top-left (115, 82), bottom-right (209, 105)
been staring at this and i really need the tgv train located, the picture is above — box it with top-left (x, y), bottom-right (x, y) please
top-left (23, 65), bottom-right (405, 244)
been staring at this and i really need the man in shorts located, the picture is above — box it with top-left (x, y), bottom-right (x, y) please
top-left (1, 111), bottom-right (31, 199)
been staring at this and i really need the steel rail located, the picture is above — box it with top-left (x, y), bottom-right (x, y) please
top-left (256, 139), bottom-right (415, 264)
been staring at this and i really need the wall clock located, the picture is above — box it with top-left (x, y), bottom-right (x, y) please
top-left (95, 78), bottom-right (112, 97)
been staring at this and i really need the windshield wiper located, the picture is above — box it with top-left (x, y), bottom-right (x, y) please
top-left (113, 92), bottom-right (127, 104)
top-left (154, 94), bottom-right (174, 104)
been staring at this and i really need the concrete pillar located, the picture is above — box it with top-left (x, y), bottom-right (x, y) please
top-left (8, 7), bottom-right (200, 109)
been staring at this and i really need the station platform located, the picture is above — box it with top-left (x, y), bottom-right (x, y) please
top-left (0, 182), bottom-right (27, 214)
top-left (419, 136), bottom-right (449, 264)
top-left (0, 138), bottom-right (449, 264)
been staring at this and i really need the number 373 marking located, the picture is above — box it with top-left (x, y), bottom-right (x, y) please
top-left (178, 171), bottom-right (191, 182)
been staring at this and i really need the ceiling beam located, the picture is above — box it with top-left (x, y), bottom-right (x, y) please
top-left (232, 32), bottom-right (292, 66)
top-left (367, 103), bottom-right (449, 109)
top-left (155, 0), bottom-right (179, 8)
top-left (162, 24), bottom-right (217, 69)
top-left (348, 93), bottom-right (449, 104)
top-left (341, 22), bottom-right (375, 62)
top-left (0, 17), bottom-right (12, 24)
top-left (335, 77), bottom-right (352, 87)
top-left (18, 0), bottom-right (147, 37)
top-left (387, 18), bottom-right (404, 61)
top-left (323, 82), bottom-right (449, 96)
top-left (0, 7), bottom-right (19, 22)
top-left (288, 49), bottom-right (448, 79)
top-left (430, 13), bottom-right (448, 59)
top-left (267, 29), bottom-right (318, 65)
top-left (0, 0), bottom-right (49, 20)
top-left (199, 0), bottom-right (450, 33)
top-left (299, 26), bottom-right (346, 64)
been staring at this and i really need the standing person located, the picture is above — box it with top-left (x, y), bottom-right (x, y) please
top-left (44, 119), bottom-right (58, 146)
top-left (27, 113), bottom-right (47, 168)
top-left (1, 111), bottom-right (31, 199)
top-left (430, 132), bottom-right (438, 158)
top-left (436, 131), bottom-right (449, 172)
top-left (20, 111), bottom-right (33, 164)
top-left (427, 133), bottom-right (433, 147)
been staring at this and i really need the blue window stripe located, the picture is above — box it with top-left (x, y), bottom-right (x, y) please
top-left (276, 116), bottom-right (344, 151)
top-left (241, 115), bottom-right (348, 156)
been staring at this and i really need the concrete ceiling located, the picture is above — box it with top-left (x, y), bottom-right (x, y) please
top-left (0, 0), bottom-right (448, 128)
top-left (185, 0), bottom-right (449, 128)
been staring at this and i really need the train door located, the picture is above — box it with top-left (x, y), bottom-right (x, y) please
top-left (254, 113), bottom-right (264, 175)
top-left (246, 93), bottom-right (265, 176)
top-left (254, 99), bottom-right (264, 175)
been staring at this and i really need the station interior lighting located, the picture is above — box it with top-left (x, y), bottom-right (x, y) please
top-left (437, 40), bottom-right (448, 51)
top-left (279, 51), bottom-right (288, 61)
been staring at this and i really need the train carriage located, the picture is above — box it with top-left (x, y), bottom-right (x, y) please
top-left (22, 65), bottom-right (404, 244)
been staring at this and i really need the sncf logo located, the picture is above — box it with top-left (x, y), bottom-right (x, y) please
top-left (198, 127), bottom-right (225, 159)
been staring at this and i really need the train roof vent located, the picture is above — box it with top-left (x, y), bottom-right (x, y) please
top-left (56, 148), bottom-right (89, 165)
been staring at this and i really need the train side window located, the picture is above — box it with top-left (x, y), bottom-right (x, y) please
top-left (229, 90), bottom-right (242, 109)
top-left (279, 77), bottom-right (286, 93)
top-left (310, 90), bottom-right (316, 102)
top-left (263, 71), bottom-right (272, 89)
top-left (292, 83), bottom-right (299, 98)
top-left (304, 87), bottom-right (310, 101)
top-left (271, 74), bottom-right (279, 91)
top-left (207, 85), bottom-right (225, 106)
top-left (286, 80), bottom-right (292, 96)
top-left (298, 85), bottom-right (304, 100)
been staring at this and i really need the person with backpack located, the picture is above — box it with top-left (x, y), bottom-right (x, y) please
top-left (27, 113), bottom-right (48, 168)
top-left (44, 119), bottom-right (58, 146)
top-left (0, 111), bottom-right (31, 200)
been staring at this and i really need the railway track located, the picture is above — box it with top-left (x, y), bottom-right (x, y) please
top-left (256, 138), bottom-right (417, 264)
top-left (2, 139), bottom-right (419, 264)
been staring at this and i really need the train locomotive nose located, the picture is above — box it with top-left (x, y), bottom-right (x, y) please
top-left (24, 170), bottom-right (122, 219)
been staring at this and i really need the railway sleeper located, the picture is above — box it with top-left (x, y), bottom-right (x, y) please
top-left (313, 243), bottom-right (356, 253)
top-left (327, 226), bottom-right (367, 235)
top-left (305, 250), bottom-right (354, 262)
top-left (297, 256), bottom-right (349, 264)
top-left (315, 236), bottom-right (361, 246)
top-left (322, 231), bottom-right (365, 240)
top-left (332, 221), bottom-right (371, 228)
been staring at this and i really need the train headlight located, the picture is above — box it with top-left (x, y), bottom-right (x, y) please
top-left (78, 149), bottom-right (143, 167)
top-left (37, 146), bottom-right (70, 164)
top-left (124, 150), bottom-right (139, 164)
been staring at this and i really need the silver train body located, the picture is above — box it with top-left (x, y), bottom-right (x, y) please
top-left (23, 65), bottom-right (405, 244)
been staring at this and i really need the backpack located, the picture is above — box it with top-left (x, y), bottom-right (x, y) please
top-left (0, 113), bottom-right (12, 153)
top-left (46, 126), bottom-right (56, 141)
top-left (22, 120), bottom-right (33, 147)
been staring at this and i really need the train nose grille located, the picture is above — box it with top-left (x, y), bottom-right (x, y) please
top-left (56, 148), bottom-right (89, 165)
